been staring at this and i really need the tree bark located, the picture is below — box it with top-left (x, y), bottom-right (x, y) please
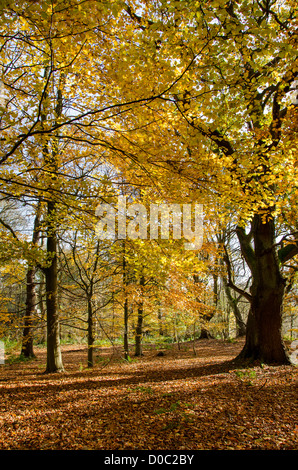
top-left (134, 304), bottom-right (143, 356)
top-left (21, 201), bottom-right (42, 358)
top-left (223, 278), bottom-right (246, 337)
top-left (21, 267), bottom-right (37, 358)
top-left (236, 214), bottom-right (289, 364)
top-left (38, 275), bottom-right (46, 344)
top-left (42, 70), bottom-right (64, 373)
top-left (87, 296), bottom-right (94, 368)
top-left (193, 274), bottom-right (214, 339)
top-left (135, 276), bottom-right (145, 357)
top-left (124, 296), bottom-right (129, 360)
top-left (158, 306), bottom-right (164, 336)
top-left (45, 200), bottom-right (64, 373)
top-left (123, 245), bottom-right (129, 360)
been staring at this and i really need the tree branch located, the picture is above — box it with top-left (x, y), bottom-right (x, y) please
top-left (0, 216), bottom-right (19, 240)
top-left (236, 224), bottom-right (256, 273)
top-left (223, 244), bottom-right (252, 302)
top-left (278, 243), bottom-right (298, 264)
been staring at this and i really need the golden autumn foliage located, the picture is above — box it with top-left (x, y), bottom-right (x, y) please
top-left (0, 0), bottom-right (297, 368)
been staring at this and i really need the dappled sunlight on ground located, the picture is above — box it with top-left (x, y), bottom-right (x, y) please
top-left (0, 339), bottom-right (297, 450)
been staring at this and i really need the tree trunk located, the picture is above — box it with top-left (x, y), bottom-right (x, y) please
top-left (38, 275), bottom-right (46, 344)
top-left (213, 273), bottom-right (218, 307)
top-left (40, 67), bottom-right (64, 372)
top-left (134, 276), bottom-right (145, 357)
top-left (237, 214), bottom-right (289, 364)
top-left (193, 274), bottom-right (214, 339)
top-left (21, 267), bottom-right (37, 358)
top-left (158, 306), bottom-right (164, 336)
top-left (87, 296), bottom-right (94, 367)
top-left (124, 296), bottom-right (129, 360)
top-left (239, 289), bottom-right (288, 364)
top-left (21, 201), bottom-right (42, 358)
top-left (134, 304), bottom-right (143, 356)
top-left (123, 246), bottom-right (129, 360)
top-left (45, 201), bottom-right (64, 373)
top-left (239, 284), bottom-right (288, 363)
top-left (223, 278), bottom-right (246, 337)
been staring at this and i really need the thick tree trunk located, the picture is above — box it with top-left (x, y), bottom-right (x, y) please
top-left (199, 327), bottom-right (211, 339)
top-left (237, 214), bottom-right (289, 364)
top-left (239, 292), bottom-right (287, 364)
top-left (45, 201), bottom-right (64, 373)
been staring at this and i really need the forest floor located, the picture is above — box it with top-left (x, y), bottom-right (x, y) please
top-left (0, 338), bottom-right (297, 451)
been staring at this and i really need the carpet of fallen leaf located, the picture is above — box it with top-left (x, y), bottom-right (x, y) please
top-left (0, 338), bottom-right (297, 450)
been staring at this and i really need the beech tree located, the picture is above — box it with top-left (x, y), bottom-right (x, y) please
top-left (114, 0), bottom-right (298, 363)
top-left (1, 0), bottom-right (297, 367)
top-left (0, 0), bottom-right (162, 371)
top-left (59, 229), bottom-right (117, 367)
top-left (153, 0), bottom-right (298, 363)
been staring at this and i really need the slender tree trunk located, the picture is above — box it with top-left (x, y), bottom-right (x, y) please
top-left (158, 306), bottom-right (164, 336)
top-left (21, 267), bottom-right (37, 357)
top-left (21, 201), bottom-right (42, 358)
top-left (87, 239), bottom-right (101, 367)
top-left (223, 278), bottom-right (246, 337)
top-left (199, 272), bottom-right (218, 339)
top-left (45, 201), bottom-right (64, 373)
top-left (124, 297), bottom-right (129, 360)
top-left (123, 245), bottom-right (129, 360)
top-left (87, 296), bottom-right (94, 367)
top-left (42, 70), bottom-right (64, 373)
top-left (192, 321), bottom-right (197, 356)
top-left (193, 274), bottom-right (214, 339)
top-left (135, 276), bottom-right (145, 357)
top-left (38, 276), bottom-right (46, 344)
top-left (237, 214), bottom-right (289, 364)
top-left (213, 273), bottom-right (218, 307)
top-left (134, 304), bottom-right (143, 356)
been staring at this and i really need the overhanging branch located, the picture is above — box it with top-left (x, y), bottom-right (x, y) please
top-left (223, 245), bottom-right (252, 302)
